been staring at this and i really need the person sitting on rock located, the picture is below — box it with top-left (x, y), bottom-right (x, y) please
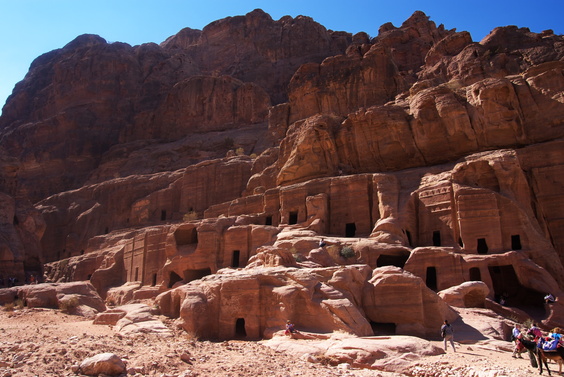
top-left (285, 320), bottom-right (297, 336)
top-left (319, 239), bottom-right (326, 248)
top-left (544, 293), bottom-right (556, 304)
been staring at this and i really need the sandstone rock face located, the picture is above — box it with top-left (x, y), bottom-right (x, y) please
top-left (156, 265), bottom-right (454, 340)
top-left (0, 281), bottom-right (106, 315)
top-left (363, 267), bottom-right (458, 339)
top-left (1, 9), bottom-right (564, 341)
top-left (157, 265), bottom-right (374, 339)
top-left (0, 9), bottom-right (351, 203)
top-left (0, 192), bottom-right (45, 282)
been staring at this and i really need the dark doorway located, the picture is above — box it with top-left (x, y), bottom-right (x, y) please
top-left (161, 210), bottom-right (167, 221)
top-left (426, 266), bottom-right (437, 291)
top-left (345, 223), bottom-right (356, 237)
top-left (405, 230), bottom-right (413, 247)
top-left (469, 267), bottom-right (481, 281)
top-left (377, 254), bottom-right (409, 268)
top-left (13, 216), bottom-right (19, 225)
top-left (152, 273), bottom-right (157, 286)
top-left (511, 235), bottom-right (522, 250)
top-left (488, 264), bottom-right (545, 310)
top-left (168, 271), bottom-right (183, 288)
top-left (458, 237), bottom-right (464, 247)
top-left (235, 318), bottom-right (246, 338)
top-left (232, 250), bottom-right (240, 268)
top-left (370, 322), bottom-right (396, 336)
top-left (477, 238), bottom-right (488, 254)
top-left (135, 267), bottom-right (139, 281)
top-left (432, 231), bottom-right (441, 246)
top-left (265, 216), bottom-right (272, 226)
top-left (289, 211), bottom-right (298, 225)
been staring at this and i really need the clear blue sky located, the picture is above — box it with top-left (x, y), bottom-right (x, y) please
top-left (1, 0), bottom-right (563, 113)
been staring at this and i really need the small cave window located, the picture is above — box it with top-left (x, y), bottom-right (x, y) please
top-left (432, 231), bottom-right (441, 246)
top-left (458, 237), bottom-right (464, 248)
top-left (232, 250), bottom-right (240, 268)
top-left (477, 238), bottom-right (488, 254)
top-left (87, 274), bottom-right (92, 280)
top-left (426, 266), bottom-right (437, 291)
top-left (161, 210), bottom-right (167, 221)
top-left (469, 267), bottom-right (481, 281)
top-left (345, 223), bottom-right (356, 237)
top-left (289, 211), bottom-right (298, 225)
top-left (511, 235), bottom-right (522, 250)
top-left (377, 254), bottom-right (409, 268)
top-left (105, 227), bottom-right (109, 234)
top-left (235, 318), bottom-right (247, 338)
top-left (265, 216), bottom-right (272, 226)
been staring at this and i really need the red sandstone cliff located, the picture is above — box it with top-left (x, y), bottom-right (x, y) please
top-left (1, 9), bottom-right (564, 338)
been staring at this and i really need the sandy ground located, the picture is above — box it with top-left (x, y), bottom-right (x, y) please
top-left (0, 308), bottom-right (556, 377)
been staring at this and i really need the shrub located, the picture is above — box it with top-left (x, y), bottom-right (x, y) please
top-left (223, 137), bottom-right (234, 149)
top-left (59, 296), bottom-right (80, 313)
top-left (14, 299), bottom-right (24, 310)
top-left (3, 302), bottom-right (14, 312)
top-left (339, 246), bottom-right (355, 259)
top-left (183, 211), bottom-right (199, 222)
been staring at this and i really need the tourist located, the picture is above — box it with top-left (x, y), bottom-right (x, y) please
top-left (527, 323), bottom-right (542, 340)
top-left (319, 238), bottom-right (326, 248)
top-left (544, 293), bottom-right (555, 304)
top-left (285, 320), bottom-right (297, 336)
top-left (511, 324), bottom-right (524, 358)
top-left (441, 320), bottom-right (456, 352)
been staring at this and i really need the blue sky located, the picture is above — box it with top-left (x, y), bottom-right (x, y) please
top-left (1, 0), bottom-right (563, 113)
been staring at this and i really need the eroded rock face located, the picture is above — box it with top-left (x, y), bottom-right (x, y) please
top-left (0, 10), bottom-right (352, 203)
top-left (0, 192), bottom-right (45, 282)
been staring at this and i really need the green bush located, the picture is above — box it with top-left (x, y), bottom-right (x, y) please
top-left (59, 296), bottom-right (79, 313)
top-left (183, 211), bottom-right (199, 222)
top-left (339, 246), bottom-right (355, 259)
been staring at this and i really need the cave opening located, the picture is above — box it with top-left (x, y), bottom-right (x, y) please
top-left (426, 266), bottom-right (437, 291)
top-left (370, 321), bottom-right (396, 336)
top-left (235, 318), bottom-right (247, 338)
top-left (488, 264), bottom-right (546, 318)
top-left (168, 271), bottom-right (183, 288)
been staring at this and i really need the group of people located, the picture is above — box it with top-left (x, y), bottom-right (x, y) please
top-left (0, 276), bottom-right (19, 287)
top-left (512, 323), bottom-right (563, 357)
top-left (0, 274), bottom-right (39, 287)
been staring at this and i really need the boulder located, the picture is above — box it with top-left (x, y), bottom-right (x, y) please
top-left (438, 281), bottom-right (489, 308)
top-left (79, 353), bottom-right (126, 376)
top-left (13, 282), bottom-right (106, 315)
top-left (363, 267), bottom-right (458, 339)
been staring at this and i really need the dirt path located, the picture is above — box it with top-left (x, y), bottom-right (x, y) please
top-left (0, 308), bottom-right (551, 377)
